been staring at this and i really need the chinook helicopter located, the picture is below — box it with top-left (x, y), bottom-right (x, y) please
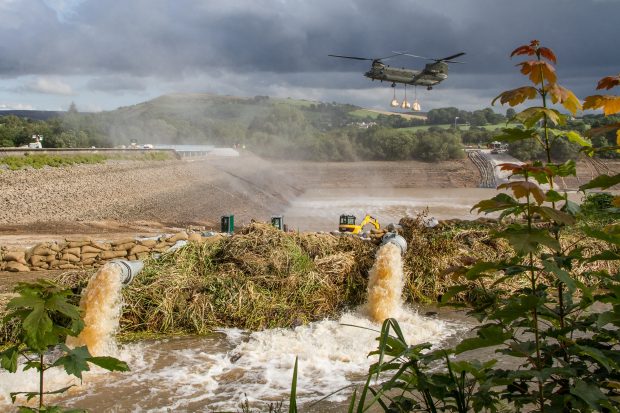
top-left (328, 51), bottom-right (465, 110)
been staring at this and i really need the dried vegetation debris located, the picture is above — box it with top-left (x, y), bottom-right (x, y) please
top-left (120, 222), bottom-right (375, 334)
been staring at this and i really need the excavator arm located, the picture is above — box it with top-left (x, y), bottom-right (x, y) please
top-left (359, 215), bottom-right (380, 231)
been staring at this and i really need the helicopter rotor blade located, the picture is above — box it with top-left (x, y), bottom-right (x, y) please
top-left (393, 51), bottom-right (466, 64)
top-left (328, 54), bottom-right (374, 61)
top-left (392, 51), bottom-right (431, 60)
top-left (376, 52), bottom-right (405, 60)
top-left (437, 52), bottom-right (466, 62)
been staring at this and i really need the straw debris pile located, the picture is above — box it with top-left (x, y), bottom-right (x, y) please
top-left (398, 216), bottom-right (512, 302)
top-left (398, 216), bottom-right (619, 303)
top-left (121, 222), bottom-right (376, 334)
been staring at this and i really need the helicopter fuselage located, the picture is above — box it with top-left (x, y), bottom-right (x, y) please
top-left (364, 61), bottom-right (448, 87)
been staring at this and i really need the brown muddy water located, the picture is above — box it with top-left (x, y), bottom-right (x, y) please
top-left (283, 187), bottom-right (586, 231)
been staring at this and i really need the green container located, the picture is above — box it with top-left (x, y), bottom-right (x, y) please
top-left (271, 215), bottom-right (284, 231)
top-left (221, 215), bottom-right (234, 233)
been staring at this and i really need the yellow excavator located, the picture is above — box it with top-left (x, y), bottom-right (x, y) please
top-left (338, 214), bottom-right (380, 234)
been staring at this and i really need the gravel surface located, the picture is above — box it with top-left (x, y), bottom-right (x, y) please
top-left (0, 154), bottom-right (300, 234)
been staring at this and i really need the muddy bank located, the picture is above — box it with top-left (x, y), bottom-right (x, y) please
top-left (273, 158), bottom-right (480, 188)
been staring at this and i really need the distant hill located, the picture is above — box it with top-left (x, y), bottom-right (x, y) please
top-left (1, 93), bottom-right (450, 161)
top-left (93, 93), bottom-right (425, 146)
top-left (0, 110), bottom-right (64, 121)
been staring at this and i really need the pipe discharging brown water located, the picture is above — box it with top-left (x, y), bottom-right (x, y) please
top-left (65, 264), bottom-right (124, 356)
top-left (366, 242), bottom-right (405, 323)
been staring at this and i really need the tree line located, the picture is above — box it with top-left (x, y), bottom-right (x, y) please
top-left (1, 97), bottom-right (617, 162)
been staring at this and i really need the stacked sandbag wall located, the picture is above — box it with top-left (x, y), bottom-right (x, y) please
top-left (0, 231), bottom-right (209, 272)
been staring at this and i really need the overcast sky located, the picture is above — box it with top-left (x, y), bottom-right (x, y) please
top-left (0, 0), bottom-right (618, 113)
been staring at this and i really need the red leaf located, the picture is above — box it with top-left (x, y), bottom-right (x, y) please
top-left (511, 44), bottom-right (536, 58)
top-left (538, 47), bottom-right (557, 64)
top-left (596, 74), bottom-right (620, 90)
top-left (497, 163), bottom-right (551, 176)
top-left (498, 163), bottom-right (524, 173)
top-left (492, 86), bottom-right (538, 106)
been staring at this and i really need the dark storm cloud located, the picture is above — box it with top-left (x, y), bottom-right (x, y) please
top-left (0, 0), bottom-right (618, 102)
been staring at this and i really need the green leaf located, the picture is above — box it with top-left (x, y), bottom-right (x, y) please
top-left (561, 199), bottom-right (580, 216)
top-left (597, 311), bottom-right (620, 327)
top-left (465, 261), bottom-right (504, 280)
top-left (497, 226), bottom-right (561, 254)
top-left (516, 107), bottom-right (565, 128)
top-left (587, 250), bottom-right (620, 262)
top-left (471, 193), bottom-right (518, 214)
top-left (0, 346), bottom-right (19, 372)
top-left (53, 346), bottom-right (92, 379)
top-left (542, 260), bottom-right (576, 293)
top-left (88, 356), bottom-right (130, 373)
top-left (288, 357), bottom-right (297, 413)
top-left (571, 379), bottom-right (607, 410)
top-left (548, 129), bottom-right (592, 147)
top-left (583, 225), bottom-right (620, 246)
top-left (456, 325), bottom-right (511, 354)
top-left (545, 189), bottom-right (566, 203)
top-left (579, 173), bottom-right (620, 191)
top-left (546, 160), bottom-right (577, 178)
top-left (22, 302), bottom-right (53, 351)
top-left (45, 294), bottom-right (81, 321)
top-left (440, 286), bottom-right (468, 303)
top-left (493, 127), bottom-right (538, 143)
top-left (575, 345), bottom-right (618, 372)
top-left (531, 206), bottom-right (575, 225)
top-left (6, 295), bottom-right (45, 310)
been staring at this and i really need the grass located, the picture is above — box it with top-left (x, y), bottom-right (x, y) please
top-left (0, 154), bottom-right (108, 170)
top-left (0, 151), bottom-right (172, 170)
top-left (399, 124), bottom-right (505, 132)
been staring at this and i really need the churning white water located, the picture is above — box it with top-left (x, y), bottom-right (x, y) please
top-left (0, 245), bottom-right (469, 411)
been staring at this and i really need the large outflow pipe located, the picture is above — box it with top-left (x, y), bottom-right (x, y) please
top-left (380, 232), bottom-right (407, 255)
top-left (108, 259), bottom-right (144, 286)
